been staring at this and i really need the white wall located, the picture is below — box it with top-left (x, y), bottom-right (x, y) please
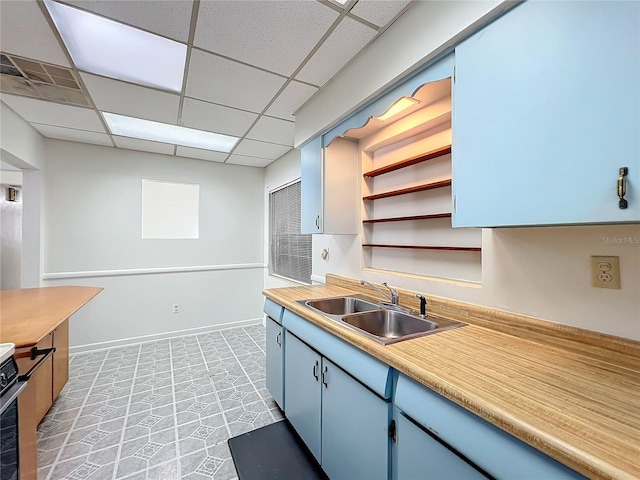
top-left (42, 140), bottom-right (266, 349)
top-left (1, 182), bottom-right (22, 290)
top-left (263, 148), bottom-right (304, 289)
top-left (0, 102), bottom-right (46, 287)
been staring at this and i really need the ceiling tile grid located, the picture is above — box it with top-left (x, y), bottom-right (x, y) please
top-left (246, 116), bottom-right (295, 147)
top-left (113, 136), bottom-right (175, 155)
top-left (265, 80), bottom-right (319, 121)
top-left (0, 0), bottom-right (71, 67)
top-left (234, 139), bottom-right (292, 160)
top-left (194, 0), bottom-right (340, 77)
top-left (0, 0), bottom-right (414, 168)
top-left (33, 124), bottom-right (112, 146)
top-left (80, 73), bottom-right (181, 124)
top-left (1, 93), bottom-right (105, 132)
top-left (295, 16), bottom-right (378, 87)
top-left (184, 49), bottom-right (287, 113)
top-left (63, 0), bottom-right (194, 43)
top-left (226, 154), bottom-right (276, 168)
top-left (349, 0), bottom-right (413, 28)
top-left (181, 97), bottom-right (258, 138)
top-left (176, 146), bottom-right (229, 163)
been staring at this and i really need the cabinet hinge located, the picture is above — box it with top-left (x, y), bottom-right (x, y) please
top-left (389, 419), bottom-right (397, 443)
top-left (453, 195), bottom-right (457, 213)
top-left (453, 65), bottom-right (456, 84)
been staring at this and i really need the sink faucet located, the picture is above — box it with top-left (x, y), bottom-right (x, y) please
top-left (360, 280), bottom-right (399, 305)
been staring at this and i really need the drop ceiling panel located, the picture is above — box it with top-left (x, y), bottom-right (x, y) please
top-left (0, 1), bottom-right (409, 160)
top-left (247, 116), bottom-right (294, 146)
top-left (1, 94), bottom-right (105, 132)
top-left (113, 136), bottom-right (175, 155)
top-left (226, 154), bottom-right (274, 168)
top-left (186, 49), bottom-right (287, 113)
top-left (176, 146), bottom-right (228, 163)
top-left (194, 1), bottom-right (340, 77)
top-left (233, 139), bottom-right (291, 160)
top-left (32, 123), bottom-right (112, 145)
top-left (296, 16), bottom-right (377, 87)
top-left (63, 0), bottom-right (193, 43)
top-left (181, 98), bottom-right (258, 137)
top-left (0, 1), bottom-right (71, 67)
top-left (349, 0), bottom-right (412, 28)
top-left (80, 73), bottom-right (180, 124)
top-left (265, 81), bottom-right (318, 121)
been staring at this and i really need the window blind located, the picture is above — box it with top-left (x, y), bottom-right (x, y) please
top-left (269, 181), bottom-right (312, 284)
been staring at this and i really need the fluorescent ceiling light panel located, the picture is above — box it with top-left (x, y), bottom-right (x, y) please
top-left (103, 112), bottom-right (239, 152)
top-left (44, 0), bottom-right (187, 92)
top-left (376, 97), bottom-right (421, 122)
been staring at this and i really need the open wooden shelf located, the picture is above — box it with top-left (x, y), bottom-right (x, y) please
top-left (363, 179), bottom-right (451, 201)
top-left (362, 244), bottom-right (481, 252)
top-left (363, 213), bottom-right (452, 224)
top-left (363, 145), bottom-right (452, 178)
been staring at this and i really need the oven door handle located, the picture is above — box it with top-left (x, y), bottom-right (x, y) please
top-left (17, 347), bottom-right (56, 382)
top-left (0, 381), bottom-right (28, 415)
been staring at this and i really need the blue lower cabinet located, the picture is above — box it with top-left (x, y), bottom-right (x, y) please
top-left (284, 329), bottom-right (391, 479)
top-left (394, 375), bottom-right (586, 479)
top-left (393, 408), bottom-right (487, 480)
top-left (265, 316), bottom-right (284, 409)
top-left (284, 331), bottom-right (322, 461)
top-left (321, 358), bottom-right (390, 480)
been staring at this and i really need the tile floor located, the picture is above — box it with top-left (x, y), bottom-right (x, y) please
top-left (36, 323), bottom-right (282, 480)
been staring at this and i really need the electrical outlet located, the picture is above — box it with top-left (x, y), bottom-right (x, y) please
top-left (172, 303), bottom-right (180, 314)
top-left (590, 256), bottom-right (620, 289)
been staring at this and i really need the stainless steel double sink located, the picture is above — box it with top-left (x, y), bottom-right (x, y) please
top-left (297, 294), bottom-right (466, 345)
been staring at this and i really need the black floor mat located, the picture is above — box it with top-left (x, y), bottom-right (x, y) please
top-left (228, 420), bottom-right (328, 480)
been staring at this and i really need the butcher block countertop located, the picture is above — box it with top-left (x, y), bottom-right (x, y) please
top-left (263, 279), bottom-right (640, 480)
top-left (0, 286), bottom-right (103, 348)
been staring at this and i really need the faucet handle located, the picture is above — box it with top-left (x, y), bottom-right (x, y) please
top-left (382, 282), bottom-right (399, 304)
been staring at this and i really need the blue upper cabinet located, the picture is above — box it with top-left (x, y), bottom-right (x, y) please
top-left (301, 136), bottom-right (324, 234)
top-left (300, 136), bottom-right (359, 235)
top-left (452, 1), bottom-right (640, 227)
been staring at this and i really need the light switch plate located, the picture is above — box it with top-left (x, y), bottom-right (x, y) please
top-left (590, 256), bottom-right (620, 289)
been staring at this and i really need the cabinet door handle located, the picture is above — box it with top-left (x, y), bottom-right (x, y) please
top-left (315, 215), bottom-right (320, 230)
top-left (618, 167), bottom-right (628, 209)
top-left (276, 331), bottom-right (281, 347)
top-left (312, 361), bottom-right (319, 381)
top-left (321, 366), bottom-right (328, 388)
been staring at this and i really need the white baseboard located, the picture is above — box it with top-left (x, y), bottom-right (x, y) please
top-left (70, 318), bottom-right (263, 354)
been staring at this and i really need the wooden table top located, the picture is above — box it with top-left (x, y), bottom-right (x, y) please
top-left (0, 286), bottom-right (103, 348)
top-left (263, 284), bottom-right (640, 480)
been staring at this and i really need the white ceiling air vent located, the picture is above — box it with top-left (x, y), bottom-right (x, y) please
top-left (0, 53), bottom-right (91, 107)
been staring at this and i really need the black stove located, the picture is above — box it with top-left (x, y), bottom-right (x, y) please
top-left (0, 346), bottom-right (25, 480)
top-left (0, 355), bottom-right (18, 397)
